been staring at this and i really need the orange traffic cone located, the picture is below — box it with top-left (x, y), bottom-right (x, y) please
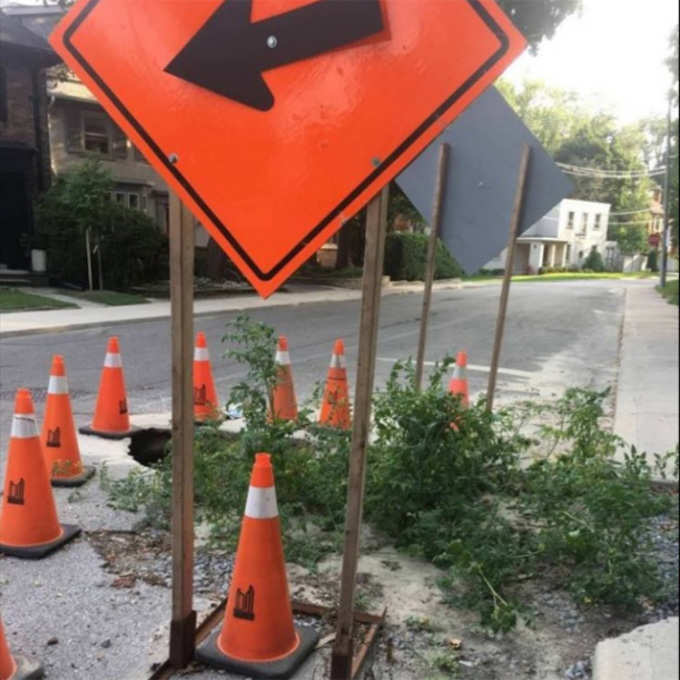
top-left (79, 337), bottom-right (134, 439)
top-left (194, 332), bottom-right (221, 422)
top-left (449, 351), bottom-right (470, 408)
top-left (196, 453), bottom-right (318, 677)
top-left (41, 355), bottom-right (94, 487)
top-left (319, 339), bottom-right (352, 429)
top-left (0, 389), bottom-right (80, 559)
top-left (1, 615), bottom-right (43, 680)
top-left (269, 336), bottom-right (298, 421)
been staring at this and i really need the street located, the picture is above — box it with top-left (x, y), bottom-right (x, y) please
top-left (0, 279), bottom-right (626, 452)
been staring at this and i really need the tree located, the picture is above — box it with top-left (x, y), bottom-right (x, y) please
top-left (497, 0), bottom-right (582, 49)
top-left (499, 79), bottom-right (659, 253)
top-left (665, 26), bottom-right (679, 248)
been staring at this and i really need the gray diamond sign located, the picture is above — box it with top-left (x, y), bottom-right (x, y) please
top-left (396, 87), bottom-right (573, 274)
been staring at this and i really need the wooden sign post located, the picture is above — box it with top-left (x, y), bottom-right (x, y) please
top-left (331, 186), bottom-right (389, 680)
top-left (486, 144), bottom-right (531, 412)
top-left (415, 143), bottom-right (450, 391)
top-left (168, 193), bottom-right (196, 667)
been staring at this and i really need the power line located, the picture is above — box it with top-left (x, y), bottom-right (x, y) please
top-left (556, 162), bottom-right (667, 178)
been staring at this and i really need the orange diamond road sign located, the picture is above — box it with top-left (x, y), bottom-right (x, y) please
top-left (50, 0), bottom-right (526, 297)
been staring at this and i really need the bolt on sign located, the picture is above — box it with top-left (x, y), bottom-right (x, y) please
top-left (50, 0), bottom-right (526, 298)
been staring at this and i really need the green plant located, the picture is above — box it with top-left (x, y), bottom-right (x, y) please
top-left (103, 319), bottom-right (675, 632)
top-left (35, 160), bottom-right (167, 289)
top-left (383, 232), bottom-right (463, 281)
top-left (647, 249), bottom-right (659, 272)
top-left (583, 247), bottom-right (605, 272)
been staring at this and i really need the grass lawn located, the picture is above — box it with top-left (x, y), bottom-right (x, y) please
top-left (59, 290), bottom-right (149, 306)
top-left (464, 272), bottom-right (657, 283)
top-left (0, 288), bottom-right (77, 312)
top-left (656, 279), bottom-right (679, 305)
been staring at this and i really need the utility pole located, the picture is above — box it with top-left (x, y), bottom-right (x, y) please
top-left (660, 92), bottom-right (672, 288)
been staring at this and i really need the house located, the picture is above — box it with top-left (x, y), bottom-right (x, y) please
top-left (0, 9), bottom-right (59, 274)
top-left (485, 198), bottom-right (612, 274)
top-left (4, 4), bottom-right (211, 247)
top-left (645, 186), bottom-right (665, 240)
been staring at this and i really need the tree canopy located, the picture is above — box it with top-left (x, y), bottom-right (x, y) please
top-left (497, 79), bottom-right (661, 253)
top-left (497, 0), bottom-right (582, 49)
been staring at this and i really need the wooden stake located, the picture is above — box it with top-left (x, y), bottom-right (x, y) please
top-left (168, 192), bottom-right (196, 667)
top-left (415, 143), bottom-right (450, 391)
top-left (331, 186), bottom-right (389, 680)
top-left (487, 144), bottom-right (531, 412)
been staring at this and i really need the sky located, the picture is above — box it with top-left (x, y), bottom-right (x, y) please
top-left (504, 0), bottom-right (679, 123)
top-left (3, 0), bottom-right (678, 123)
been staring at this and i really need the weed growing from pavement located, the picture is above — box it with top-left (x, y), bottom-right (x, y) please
top-left (103, 316), bottom-right (679, 632)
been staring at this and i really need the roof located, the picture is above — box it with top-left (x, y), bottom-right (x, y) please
top-left (0, 8), bottom-right (60, 65)
top-left (2, 4), bottom-right (63, 41)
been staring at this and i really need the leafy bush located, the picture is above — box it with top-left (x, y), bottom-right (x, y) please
top-left (647, 249), bottom-right (659, 272)
top-left (582, 247), bottom-right (605, 272)
top-left (384, 232), bottom-right (463, 281)
top-left (35, 160), bottom-right (167, 289)
top-left (104, 317), bottom-right (676, 631)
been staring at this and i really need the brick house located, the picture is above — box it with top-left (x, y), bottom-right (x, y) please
top-left (0, 9), bottom-right (59, 271)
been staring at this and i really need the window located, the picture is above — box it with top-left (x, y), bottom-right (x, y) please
top-left (578, 213), bottom-right (588, 235)
top-left (111, 191), bottom-right (144, 211)
top-left (566, 211), bottom-right (575, 229)
top-left (134, 146), bottom-right (149, 164)
top-left (0, 65), bottom-right (7, 124)
top-left (594, 214), bottom-right (601, 230)
top-left (83, 112), bottom-right (110, 154)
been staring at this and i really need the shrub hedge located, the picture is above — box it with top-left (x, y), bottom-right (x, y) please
top-left (383, 232), bottom-right (463, 281)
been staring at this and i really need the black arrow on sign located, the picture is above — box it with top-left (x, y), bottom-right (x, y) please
top-left (164, 0), bottom-right (385, 111)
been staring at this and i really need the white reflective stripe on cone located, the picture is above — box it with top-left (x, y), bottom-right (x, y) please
top-left (48, 375), bottom-right (69, 394)
top-left (275, 351), bottom-right (291, 366)
top-left (104, 353), bottom-right (122, 368)
top-left (244, 486), bottom-right (279, 519)
top-left (11, 414), bottom-right (38, 439)
top-left (329, 354), bottom-right (346, 369)
top-left (453, 365), bottom-right (467, 380)
top-left (194, 347), bottom-right (210, 361)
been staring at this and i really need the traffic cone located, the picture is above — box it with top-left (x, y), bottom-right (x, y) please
top-left (194, 332), bottom-right (221, 422)
top-left (319, 339), bottom-right (352, 429)
top-left (0, 389), bottom-right (80, 559)
top-left (1, 615), bottom-right (43, 680)
top-left (196, 453), bottom-right (318, 678)
top-left (449, 351), bottom-right (469, 408)
top-left (41, 355), bottom-right (94, 487)
top-left (269, 336), bottom-right (298, 421)
top-left (79, 337), bottom-right (134, 439)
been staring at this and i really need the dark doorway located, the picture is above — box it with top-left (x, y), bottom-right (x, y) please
top-left (0, 170), bottom-right (31, 269)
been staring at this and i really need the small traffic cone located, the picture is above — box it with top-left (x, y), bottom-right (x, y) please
top-left (1, 615), bottom-right (43, 680)
top-left (0, 389), bottom-right (80, 559)
top-left (41, 355), bottom-right (94, 487)
top-left (194, 332), bottom-right (221, 422)
top-left (79, 337), bottom-right (134, 439)
top-left (449, 351), bottom-right (470, 408)
top-left (269, 336), bottom-right (298, 421)
top-left (319, 339), bottom-right (352, 429)
top-left (196, 453), bottom-right (318, 678)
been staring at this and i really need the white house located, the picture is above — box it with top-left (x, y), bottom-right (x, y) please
top-left (485, 198), bottom-right (612, 274)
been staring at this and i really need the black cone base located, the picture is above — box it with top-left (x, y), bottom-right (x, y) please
top-left (0, 524), bottom-right (81, 559)
top-left (78, 425), bottom-right (138, 440)
top-left (51, 465), bottom-right (96, 488)
top-left (196, 625), bottom-right (319, 679)
top-left (14, 654), bottom-right (45, 679)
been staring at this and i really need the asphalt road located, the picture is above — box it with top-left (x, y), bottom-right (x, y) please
top-left (0, 279), bottom-right (628, 449)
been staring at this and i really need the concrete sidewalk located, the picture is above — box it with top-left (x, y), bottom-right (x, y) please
top-left (614, 282), bottom-right (679, 479)
top-left (601, 283), bottom-right (678, 680)
top-left (0, 280), bottom-right (465, 336)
